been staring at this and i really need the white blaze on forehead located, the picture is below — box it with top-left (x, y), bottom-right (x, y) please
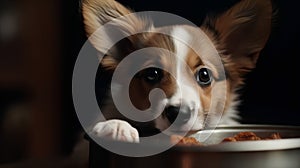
top-left (169, 27), bottom-right (200, 110)
top-left (172, 27), bottom-right (190, 75)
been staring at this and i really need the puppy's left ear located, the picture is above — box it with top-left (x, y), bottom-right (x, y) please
top-left (82, 0), bottom-right (152, 70)
top-left (203, 0), bottom-right (272, 73)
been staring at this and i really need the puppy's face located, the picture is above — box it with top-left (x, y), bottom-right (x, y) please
top-left (83, 0), bottom-right (272, 132)
top-left (109, 27), bottom-right (224, 131)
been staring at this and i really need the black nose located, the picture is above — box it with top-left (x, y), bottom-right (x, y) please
top-left (165, 105), bottom-right (191, 125)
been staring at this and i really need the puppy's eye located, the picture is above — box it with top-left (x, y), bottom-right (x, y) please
top-left (196, 68), bottom-right (212, 86)
top-left (143, 67), bottom-right (163, 84)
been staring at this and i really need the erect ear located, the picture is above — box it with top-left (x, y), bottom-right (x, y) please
top-left (203, 0), bottom-right (272, 73)
top-left (82, 0), bottom-right (152, 69)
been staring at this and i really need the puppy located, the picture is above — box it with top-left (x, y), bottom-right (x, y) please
top-left (81, 0), bottom-right (272, 143)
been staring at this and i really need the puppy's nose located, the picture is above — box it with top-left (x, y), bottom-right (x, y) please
top-left (165, 105), bottom-right (191, 125)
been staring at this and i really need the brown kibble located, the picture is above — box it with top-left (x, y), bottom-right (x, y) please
top-left (222, 132), bottom-right (282, 142)
top-left (269, 132), bottom-right (281, 139)
top-left (233, 132), bottom-right (261, 141)
top-left (170, 135), bottom-right (184, 144)
top-left (263, 132), bottom-right (282, 140)
top-left (222, 137), bottom-right (237, 142)
top-left (170, 135), bottom-right (203, 146)
top-left (172, 132), bottom-right (282, 146)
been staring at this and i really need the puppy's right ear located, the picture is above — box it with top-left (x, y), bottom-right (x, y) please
top-left (201, 0), bottom-right (272, 86)
top-left (82, 0), bottom-right (151, 69)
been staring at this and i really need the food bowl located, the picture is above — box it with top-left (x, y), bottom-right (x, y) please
top-left (86, 125), bottom-right (300, 168)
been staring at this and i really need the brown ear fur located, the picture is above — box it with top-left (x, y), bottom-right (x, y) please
top-left (82, 0), bottom-right (152, 69)
top-left (82, 0), bottom-right (134, 37)
top-left (202, 0), bottom-right (272, 79)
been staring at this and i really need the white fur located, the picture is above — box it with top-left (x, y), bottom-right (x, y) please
top-left (92, 119), bottom-right (139, 143)
top-left (220, 93), bottom-right (240, 125)
top-left (169, 27), bottom-right (193, 106)
top-left (155, 27), bottom-right (203, 131)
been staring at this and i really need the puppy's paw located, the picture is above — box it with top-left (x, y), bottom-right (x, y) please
top-left (92, 119), bottom-right (139, 143)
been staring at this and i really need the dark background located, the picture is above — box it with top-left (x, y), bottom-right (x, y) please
top-left (0, 0), bottom-right (299, 166)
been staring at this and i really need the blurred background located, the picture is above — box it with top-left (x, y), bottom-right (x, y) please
top-left (0, 0), bottom-right (299, 167)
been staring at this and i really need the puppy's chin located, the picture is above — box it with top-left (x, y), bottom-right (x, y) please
top-left (154, 116), bottom-right (204, 133)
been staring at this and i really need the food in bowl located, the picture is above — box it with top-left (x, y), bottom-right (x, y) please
top-left (171, 132), bottom-right (282, 146)
top-left (170, 135), bottom-right (204, 146)
top-left (222, 132), bottom-right (281, 142)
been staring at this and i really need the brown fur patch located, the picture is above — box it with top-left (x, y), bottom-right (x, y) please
top-left (119, 32), bottom-right (178, 110)
top-left (185, 47), bottom-right (212, 115)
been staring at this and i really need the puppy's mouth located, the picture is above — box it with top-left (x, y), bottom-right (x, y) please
top-left (154, 105), bottom-right (205, 133)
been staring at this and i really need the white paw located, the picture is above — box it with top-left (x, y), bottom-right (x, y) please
top-left (92, 119), bottom-right (139, 143)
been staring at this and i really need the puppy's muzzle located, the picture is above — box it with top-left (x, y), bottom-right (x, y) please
top-left (165, 105), bottom-right (191, 126)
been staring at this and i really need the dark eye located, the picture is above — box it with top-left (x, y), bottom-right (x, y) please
top-left (143, 67), bottom-right (163, 84)
top-left (196, 68), bottom-right (212, 86)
